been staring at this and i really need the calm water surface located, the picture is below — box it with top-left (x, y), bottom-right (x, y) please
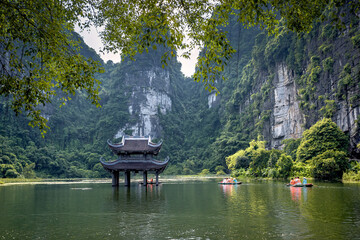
top-left (1, 179), bottom-right (360, 240)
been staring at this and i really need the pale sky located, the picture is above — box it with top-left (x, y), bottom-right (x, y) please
top-left (75, 26), bottom-right (199, 77)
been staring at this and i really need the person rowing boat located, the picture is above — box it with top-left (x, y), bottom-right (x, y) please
top-left (302, 177), bottom-right (307, 184)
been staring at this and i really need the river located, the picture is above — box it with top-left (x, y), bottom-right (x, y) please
top-left (0, 179), bottom-right (359, 239)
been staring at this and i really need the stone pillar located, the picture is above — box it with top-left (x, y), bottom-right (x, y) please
top-left (143, 171), bottom-right (148, 186)
top-left (125, 171), bottom-right (131, 186)
top-left (155, 172), bottom-right (159, 186)
top-left (112, 171), bottom-right (119, 186)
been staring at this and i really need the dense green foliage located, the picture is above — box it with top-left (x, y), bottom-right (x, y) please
top-left (226, 139), bottom-right (293, 179)
top-left (0, 0), bottom-right (103, 133)
top-left (226, 118), bottom-right (350, 180)
top-left (0, 51), bottom-right (129, 178)
top-left (310, 150), bottom-right (348, 179)
top-left (296, 118), bottom-right (349, 179)
top-left (343, 161), bottom-right (360, 181)
top-left (296, 118), bottom-right (349, 162)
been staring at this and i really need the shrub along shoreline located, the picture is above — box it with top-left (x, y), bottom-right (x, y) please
top-left (226, 118), bottom-right (360, 182)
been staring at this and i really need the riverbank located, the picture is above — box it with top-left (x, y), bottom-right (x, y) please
top-left (0, 175), bottom-right (229, 186)
top-left (3, 174), bottom-right (359, 186)
top-left (0, 178), bottom-right (110, 186)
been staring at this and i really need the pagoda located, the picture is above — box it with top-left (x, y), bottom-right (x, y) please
top-left (100, 136), bottom-right (169, 186)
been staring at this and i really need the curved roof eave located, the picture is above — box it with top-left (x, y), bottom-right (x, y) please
top-left (148, 139), bottom-right (163, 148)
top-left (107, 139), bottom-right (124, 148)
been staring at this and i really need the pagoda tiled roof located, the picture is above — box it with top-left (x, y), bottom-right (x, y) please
top-left (100, 157), bottom-right (169, 173)
top-left (107, 136), bottom-right (162, 155)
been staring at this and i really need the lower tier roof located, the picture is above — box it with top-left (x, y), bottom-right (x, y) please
top-left (100, 157), bottom-right (169, 173)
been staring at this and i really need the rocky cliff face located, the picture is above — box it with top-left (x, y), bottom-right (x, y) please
top-left (268, 60), bottom-right (360, 151)
top-left (115, 67), bottom-right (172, 139)
top-left (208, 92), bottom-right (220, 108)
top-left (268, 27), bottom-right (360, 154)
top-left (211, 17), bottom-right (360, 157)
top-left (270, 64), bottom-right (304, 148)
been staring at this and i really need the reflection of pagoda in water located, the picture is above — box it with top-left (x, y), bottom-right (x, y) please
top-left (100, 136), bottom-right (169, 186)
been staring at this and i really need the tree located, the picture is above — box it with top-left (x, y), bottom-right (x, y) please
top-left (0, 0), bottom-right (102, 134)
top-left (248, 149), bottom-right (270, 177)
top-left (296, 118), bottom-right (349, 180)
top-left (1, 0), bottom-right (358, 133)
top-left (282, 138), bottom-right (301, 161)
top-left (23, 163), bottom-right (36, 178)
top-left (296, 118), bottom-right (349, 163)
top-left (311, 150), bottom-right (348, 179)
top-left (0, 164), bottom-right (19, 178)
top-left (199, 169), bottom-right (210, 175)
top-left (226, 138), bottom-right (270, 176)
top-left (276, 154), bottom-right (293, 178)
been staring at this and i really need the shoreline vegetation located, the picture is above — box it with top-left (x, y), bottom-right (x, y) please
top-left (225, 118), bottom-right (360, 182)
top-left (1, 174), bottom-right (359, 186)
top-left (3, 118), bottom-right (360, 187)
top-left (0, 175), bottom-right (228, 186)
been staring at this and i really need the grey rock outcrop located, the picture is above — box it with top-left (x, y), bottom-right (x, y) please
top-left (115, 67), bottom-right (172, 139)
top-left (270, 64), bottom-right (304, 148)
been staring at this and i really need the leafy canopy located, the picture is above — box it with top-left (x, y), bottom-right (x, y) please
top-left (296, 118), bottom-right (349, 163)
top-left (1, 0), bottom-right (357, 133)
top-left (0, 0), bottom-right (103, 135)
top-left (295, 118), bottom-right (350, 179)
top-left (95, 0), bottom-right (357, 91)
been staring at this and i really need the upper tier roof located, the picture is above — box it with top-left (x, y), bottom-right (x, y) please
top-left (107, 136), bottom-right (162, 155)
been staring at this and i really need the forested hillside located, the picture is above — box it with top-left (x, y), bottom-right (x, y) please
top-left (162, 10), bottom-right (360, 179)
top-left (203, 9), bottom-right (360, 180)
top-left (1, 8), bottom-right (360, 180)
top-left (0, 34), bottom-right (130, 178)
top-left (0, 34), bottom-right (191, 178)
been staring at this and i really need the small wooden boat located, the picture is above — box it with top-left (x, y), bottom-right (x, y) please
top-left (138, 182), bottom-right (161, 185)
top-left (218, 182), bottom-right (242, 185)
top-left (286, 183), bottom-right (313, 187)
